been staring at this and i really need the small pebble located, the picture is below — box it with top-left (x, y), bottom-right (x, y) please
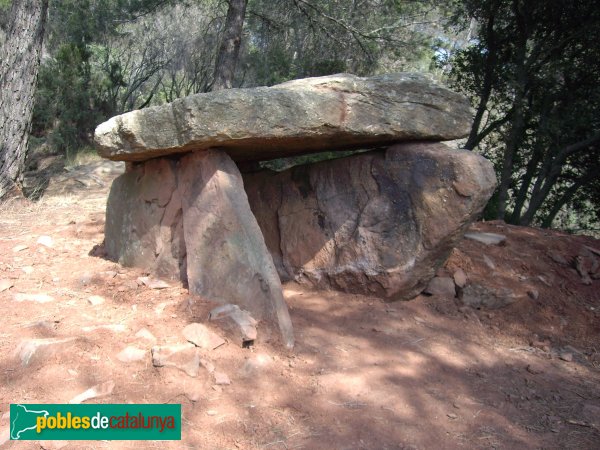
top-left (526, 365), bottom-right (543, 375)
top-left (559, 352), bottom-right (573, 362)
top-left (88, 295), bottom-right (105, 306)
top-left (37, 236), bottom-right (54, 248)
top-left (214, 372), bottom-right (231, 386)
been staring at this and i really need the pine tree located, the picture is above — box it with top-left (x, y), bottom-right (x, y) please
top-left (0, 0), bottom-right (49, 199)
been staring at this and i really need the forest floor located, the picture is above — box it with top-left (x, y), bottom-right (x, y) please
top-left (0, 158), bottom-right (599, 450)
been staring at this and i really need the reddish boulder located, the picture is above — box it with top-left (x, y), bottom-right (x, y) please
top-left (243, 142), bottom-right (496, 300)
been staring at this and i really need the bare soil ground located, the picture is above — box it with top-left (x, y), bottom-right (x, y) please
top-left (0, 160), bottom-right (599, 450)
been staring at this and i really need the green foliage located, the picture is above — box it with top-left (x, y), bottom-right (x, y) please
top-left (33, 0), bottom-right (444, 158)
top-left (241, 0), bottom-right (440, 86)
top-left (447, 0), bottom-right (600, 230)
top-left (32, 0), bottom-right (175, 156)
top-left (33, 43), bottom-right (106, 158)
top-left (0, 0), bottom-right (11, 37)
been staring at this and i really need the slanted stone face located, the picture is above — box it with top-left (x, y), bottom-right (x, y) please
top-left (243, 143), bottom-right (497, 300)
top-left (94, 73), bottom-right (473, 163)
top-left (178, 150), bottom-right (294, 348)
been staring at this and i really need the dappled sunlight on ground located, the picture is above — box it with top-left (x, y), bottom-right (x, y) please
top-left (0, 162), bottom-right (598, 449)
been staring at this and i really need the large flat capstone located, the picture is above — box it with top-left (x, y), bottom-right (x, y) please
top-left (243, 142), bottom-right (496, 300)
top-left (94, 73), bottom-right (472, 162)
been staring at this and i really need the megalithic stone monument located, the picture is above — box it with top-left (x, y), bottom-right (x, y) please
top-left (95, 72), bottom-right (496, 349)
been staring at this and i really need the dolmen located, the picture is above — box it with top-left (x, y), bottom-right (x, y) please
top-left (94, 73), bottom-right (497, 349)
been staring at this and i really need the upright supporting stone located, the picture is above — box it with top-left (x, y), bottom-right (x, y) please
top-left (104, 150), bottom-right (294, 349)
top-left (104, 158), bottom-right (185, 280)
top-left (179, 150), bottom-right (294, 348)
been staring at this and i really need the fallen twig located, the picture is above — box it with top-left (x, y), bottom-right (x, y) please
top-left (328, 400), bottom-right (367, 409)
top-left (566, 419), bottom-right (599, 431)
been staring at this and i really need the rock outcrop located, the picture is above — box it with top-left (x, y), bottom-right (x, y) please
top-left (244, 143), bottom-right (496, 300)
top-left (95, 73), bottom-right (472, 162)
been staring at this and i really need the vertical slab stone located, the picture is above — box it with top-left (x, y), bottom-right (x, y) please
top-left (178, 150), bottom-right (294, 349)
top-left (104, 158), bottom-right (186, 280)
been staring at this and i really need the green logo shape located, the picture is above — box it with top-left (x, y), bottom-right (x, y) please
top-left (10, 404), bottom-right (181, 440)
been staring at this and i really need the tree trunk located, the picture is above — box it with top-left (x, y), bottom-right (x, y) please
top-left (509, 101), bottom-right (554, 224)
top-left (540, 177), bottom-right (592, 229)
top-left (496, 79), bottom-right (526, 220)
top-left (509, 143), bottom-right (542, 224)
top-left (518, 158), bottom-right (561, 226)
top-left (212, 0), bottom-right (248, 91)
top-left (519, 135), bottom-right (600, 226)
top-left (464, 3), bottom-right (499, 151)
top-left (0, 0), bottom-right (49, 200)
top-left (496, 1), bottom-right (528, 220)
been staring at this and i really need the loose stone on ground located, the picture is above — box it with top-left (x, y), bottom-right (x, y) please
top-left (214, 371), bottom-right (231, 385)
top-left (209, 304), bottom-right (258, 344)
top-left (424, 277), bottom-right (456, 297)
top-left (13, 293), bottom-right (54, 303)
top-left (135, 328), bottom-right (157, 343)
top-left (464, 232), bottom-right (507, 246)
top-left (0, 279), bottom-right (14, 292)
top-left (87, 295), bottom-right (105, 306)
top-left (16, 338), bottom-right (76, 366)
top-left (183, 323), bottom-right (226, 350)
top-left (151, 344), bottom-right (202, 377)
top-left (69, 381), bottom-right (115, 404)
top-left (116, 346), bottom-right (147, 363)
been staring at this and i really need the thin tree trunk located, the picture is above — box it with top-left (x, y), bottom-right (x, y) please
top-left (519, 159), bottom-right (561, 226)
top-left (540, 177), bottom-right (592, 229)
top-left (496, 76), bottom-right (526, 220)
top-left (212, 0), bottom-right (248, 91)
top-left (496, 1), bottom-right (528, 220)
top-left (0, 0), bottom-right (49, 200)
top-left (464, 3), bottom-right (499, 150)
top-left (509, 141), bottom-right (543, 224)
top-left (519, 135), bottom-right (600, 225)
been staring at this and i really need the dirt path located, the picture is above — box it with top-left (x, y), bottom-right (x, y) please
top-left (0, 161), bottom-right (599, 449)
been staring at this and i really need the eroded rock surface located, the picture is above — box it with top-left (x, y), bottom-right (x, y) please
top-left (104, 158), bottom-right (185, 280)
top-left (243, 142), bottom-right (496, 300)
top-left (95, 73), bottom-right (472, 162)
